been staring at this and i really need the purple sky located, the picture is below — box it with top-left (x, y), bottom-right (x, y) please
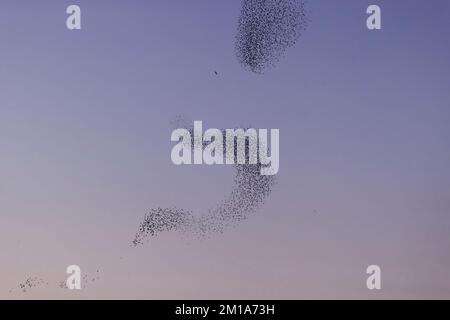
top-left (1, 0), bottom-right (450, 299)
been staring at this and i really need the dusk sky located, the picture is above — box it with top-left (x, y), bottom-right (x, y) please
top-left (1, 0), bottom-right (450, 299)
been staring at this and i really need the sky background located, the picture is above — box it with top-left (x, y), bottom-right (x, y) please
top-left (1, 0), bottom-right (450, 299)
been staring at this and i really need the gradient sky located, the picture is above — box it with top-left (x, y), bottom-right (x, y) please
top-left (1, 0), bottom-right (450, 299)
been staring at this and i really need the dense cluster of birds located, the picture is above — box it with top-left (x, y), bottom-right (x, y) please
top-left (132, 122), bottom-right (277, 246)
top-left (235, 0), bottom-right (308, 73)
